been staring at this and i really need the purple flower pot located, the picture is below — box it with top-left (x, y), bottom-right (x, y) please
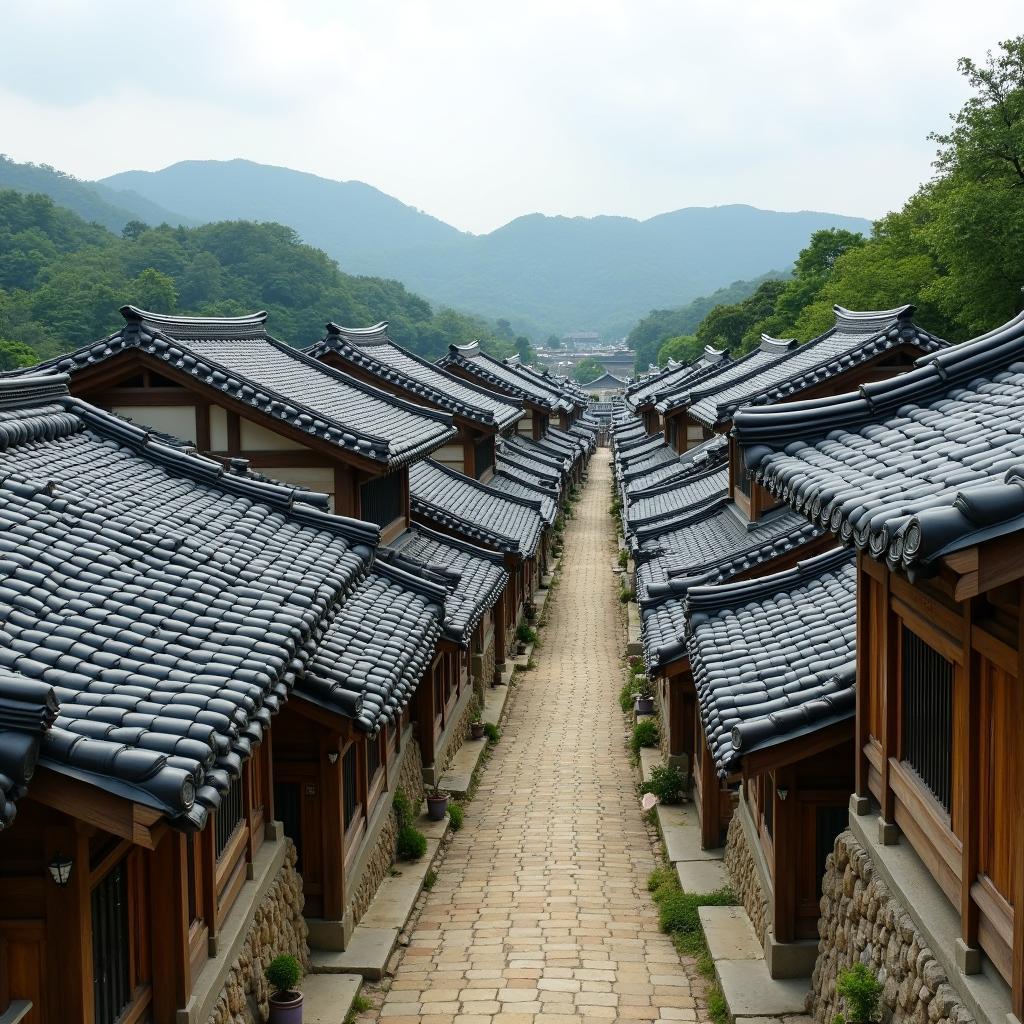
top-left (635, 696), bottom-right (655, 716)
top-left (269, 990), bottom-right (303, 1024)
top-left (427, 794), bottom-right (449, 821)
top-left (471, 722), bottom-right (485, 740)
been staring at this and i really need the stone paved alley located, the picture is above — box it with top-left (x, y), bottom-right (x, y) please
top-left (373, 450), bottom-right (704, 1022)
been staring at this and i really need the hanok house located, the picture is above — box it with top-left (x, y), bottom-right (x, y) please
top-left (735, 308), bottom-right (1024, 1023)
top-left (439, 341), bottom-right (576, 444)
top-left (17, 305), bottom-right (501, 769)
top-left (624, 348), bottom-right (729, 436)
top-left (0, 373), bottom-right (390, 1023)
top-left (408, 459), bottom-right (545, 674)
top-left (306, 321), bottom-right (524, 482)
top-left (687, 549), bottom-right (856, 978)
top-left (629, 305), bottom-right (944, 810)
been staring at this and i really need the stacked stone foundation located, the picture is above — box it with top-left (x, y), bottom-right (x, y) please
top-left (810, 830), bottom-right (973, 1024)
top-left (206, 842), bottom-right (308, 1024)
top-left (724, 809), bottom-right (770, 946)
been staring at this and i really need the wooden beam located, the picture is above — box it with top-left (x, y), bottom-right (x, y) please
top-left (319, 733), bottom-right (345, 921)
top-left (772, 765), bottom-right (797, 944)
top-left (1013, 584), bottom-right (1024, 1017)
top-left (855, 557), bottom-right (871, 800)
top-left (959, 598), bottom-right (979, 951)
top-left (739, 719), bottom-right (854, 777)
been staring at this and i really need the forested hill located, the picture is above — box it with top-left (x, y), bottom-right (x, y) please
top-left (0, 155), bottom-right (192, 234)
top-left (0, 189), bottom-right (521, 369)
top-left (101, 159), bottom-right (869, 337)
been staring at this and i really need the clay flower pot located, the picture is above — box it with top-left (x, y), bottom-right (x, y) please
top-left (635, 695), bottom-right (655, 716)
top-left (470, 721), bottom-right (485, 740)
top-left (269, 990), bottom-right (303, 1024)
top-left (427, 792), bottom-right (449, 820)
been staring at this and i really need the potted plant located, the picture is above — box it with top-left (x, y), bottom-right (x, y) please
top-left (833, 962), bottom-right (883, 1023)
top-left (634, 676), bottom-right (655, 716)
top-left (470, 719), bottom-right (485, 740)
top-left (525, 601), bottom-right (537, 621)
top-left (426, 784), bottom-right (449, 821)
top-left (266, 953), bottom-right (303, 1023)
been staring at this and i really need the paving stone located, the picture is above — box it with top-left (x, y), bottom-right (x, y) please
top-left (376, 453), bottom-right (701, 1021)
top-left (716, 960), bottom-right (809, 1018)
top-left (698, 907), bottom-right (763, 961)
top-left (301, 972), bottom-right (363, 1023)
top-left (675, 860), bottom-right (728, 894)
top-left (311, 927), bottom-right (399, 980)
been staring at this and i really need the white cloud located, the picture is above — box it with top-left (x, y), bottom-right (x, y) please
top-left (0, 0), bottom-right (1019, 233)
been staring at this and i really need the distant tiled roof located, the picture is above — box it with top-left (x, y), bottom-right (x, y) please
top-left (410, 460), bottom-right (543, 558)
top-left (682, 307), bottom-right (946, 428)
top-left (501, 434), bottom-right (570, 480)
top-left (736, 310), bottom-right (1024, 573)
top-left (503, 356), bottom-right (583, 412)
top-left (637, 501), bottom-right (822, 672)
top-left (489, 472), bottom-right (558, 524)
top-left (307, 322), bottom-right (523, 432)
top-left (622, 435), bottom-right (730, 498)
top-left (583, 371), bottom-right (628, 389)
top-left (618, 443), bottom-right (679, 483)
top-left (688, 548), bottom-right (856, 776)
top-left (0, 673), bottom-right (58, 828)
top-left (20, 306), bottom-right (457, 468)
top-left (496, 441), bottom-right (563, 488)
top-left (390, 526), bottom-right (509, 643)
top-left (301, 562), bottom-right (445, 733)
top-left (624, 466), bottom-right (729, 535)
top-left (626, 347), bottom-right (729, 410)
top-left (657, 336), bottom-right (798, 417)
top-left (439, 342), bottom-right (564, 412)
top-left (0, 376), bottom-right (378, 829)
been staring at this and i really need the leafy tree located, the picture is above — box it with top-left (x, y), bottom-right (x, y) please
top-left (121, 219), bottom-right (150, 240)
top-left (656, 334), bottom-right (702, 366)
top-left (695, 279), bottom-right (787, 353)
top-left (573, 356), bottom-right (606, 383)
top-left (546, 334), bottom-right (562, 349)
top-left (0, 337), bottom-right (37, 370)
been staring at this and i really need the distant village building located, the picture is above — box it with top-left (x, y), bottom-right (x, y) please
top-left (562, 331), bottom-right (600, 351)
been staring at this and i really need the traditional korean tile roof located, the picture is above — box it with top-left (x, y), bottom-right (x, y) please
top-left (624, 466), bottom-right (730, 536)
top-left (388, 526), bottom-right (509, 644)
top-left (621, 435), bottom-right (730, 498)
top-left (20, 306), bottom-right (457, 468)
top-left (488, 472), bottom-right (558, 524)
top-left (0, 673), bottom-right (58, 829)
top-left (501, 434), bottom-right (571, 480)
top-left (582, 371), bottom-right (628, 390)
top-left (496, 452), bottom-right (561, 491)
top-left (410, 459), bottom-right (543, 558)
top-left (625, 347), bottom-right (729, 411)
top-left (735, 310), bottom-right (1024, 574)
top-left (687, 548), bottom-right (856, 776)
top-left (682, 307), bottom-right (946, 429)
top-left (301, 562), bottom-right (445, 733)
top-left (617, 443), bottom-right (679, 483)
top-left (496, 441), bottom-right (564, 488)
top-left (637, 501), bottom-right (822, 672)
top-left (307, 322), bottom-right (523, 432)
top-left (504, 356), bottom-right (583, 412)
top-left (439, 342), bottom-right (565, 412)
top-left (657, 336), bottom-right (799, 417)
top-left (0, 375), bottom-right (380, 830)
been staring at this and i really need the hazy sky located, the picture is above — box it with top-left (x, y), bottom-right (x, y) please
top-left (0, 1), bottom-right (1019, 234)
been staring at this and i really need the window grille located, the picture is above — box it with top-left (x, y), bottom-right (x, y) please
top-left (474, 437), bottom-right (494, 479)
top-left (360, 473), bottom-right (403, 526)
top-left (91, 862), bottom-right (131, 1024)
top-left (343, 744), bottom-right (359, 829)
top-left (215, 774), bottom-right (244, 858)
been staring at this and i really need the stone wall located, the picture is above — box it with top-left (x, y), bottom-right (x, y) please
top-left (347, 737), bottom-right (426, 930)
top-left (725, 809), bottom-right (770, 947)
top-left (811, 830), bottom-right (972, 1024)
top-left (471, 634), bottom-right (497, 703)
top-left (206, 842), bottom-right (308, 1024)
top-left (435, 689), bottom-right (479, 776)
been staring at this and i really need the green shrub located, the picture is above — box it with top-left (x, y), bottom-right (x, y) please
top-left (618, 549), bottom-right (629, 568)
top-left (517, 623), bottom-right (538, 644)
top-left (396, 823), bottom-right (427, 860)
top-left (483, 722), bottom-right (501, 743)
top-left (628, 655), bottom-right (643, 672)
top-left (265, 953), bottom-right (302, 993)
top-left (631, 718), bottom-right (659, 753)
top-left (834, 963), bottom-right (883, 1023)
top-left (423, 869), bottom-right (437, 891)
top-left (619, 678), bottom-right (638, 713)
top-left (392, 788), bottom-right (412, 827)
top-left (641, 763), bottom-right (686, 804)
top-left (448, 802), bottom-right (464, 831)
top-left (649, 878), bottom-right (735, 955)
top-left (619, 585), bottom-right (634, 603)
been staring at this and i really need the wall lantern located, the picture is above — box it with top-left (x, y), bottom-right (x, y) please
top-left (48, 852), bottom-right (74, 887)
top-left (327, 751), bottom-right (339, 765)
top-left (776, 787), bottom-right (789, 802)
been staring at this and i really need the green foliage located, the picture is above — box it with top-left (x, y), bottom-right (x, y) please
top-left (641, 764), bottom-right (687, 805)
top-left (0, 188), bottom-right (507, 363)
top-left (423, 869), bottom-right (437, 891)
top-left (516, 624), bottom-right (537, 645)
top-left (647, 864), bottom-right (736, 956)
top-left (694, 278), bottom-right (788, 352)
top-left (483, 722), bottom-right (501, 743)
top-left (656, 334), bottom-right (702, 367)
top-left (265, 953), bottom-right (302, 994)
top-left (630, 718), bottom-right (659, 753)
top-left (448, 802), bottom-right (464, 831)
top-left (396, 823), bottom-right (428, 861)
top-left (619, 678), bottom-right (639, 713)
top-left (619, 584), bottom-right (634, 603)
top-left (392, 788), bottom-right (414, 828)
top-left (834, 962), bottom-right (883, 1023)
top-left (617, 549), bottom-right (629, 569)
top-left (0, 338), bottom-right (36, 370)
top-left (572, 356), bottom-right (606, 383)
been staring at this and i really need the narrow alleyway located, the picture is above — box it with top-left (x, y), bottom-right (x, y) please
top-left (374, 449), bottom-right (703, 1022)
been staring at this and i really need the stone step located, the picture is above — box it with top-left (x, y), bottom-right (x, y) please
top-left (657, 801), bottom-right (722, 865)
top-left (676, 858), bottom-right (729, 893)
top-left (437, 735), bottom-right (488, 796)
top-left (301, 972), bottom-right (363, 1022)
top-left (482, 682), bottom-right (509, 726)
top-left (626, 600), bottom-right (642, 655)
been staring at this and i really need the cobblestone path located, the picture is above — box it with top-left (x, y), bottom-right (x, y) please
top-left (375, 449), bottom-right (703, 1022)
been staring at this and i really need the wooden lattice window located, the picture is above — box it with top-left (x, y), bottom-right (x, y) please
top-left (215, 775), bottom-right (245, 859)
top-left (360, 473), bottom-right (403, 527)
top-left (901, 626), bottom-right (953, 813)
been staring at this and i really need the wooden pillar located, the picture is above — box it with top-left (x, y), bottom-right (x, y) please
top-left (959, 599), bottom-right (979, 951)
top-left (1012, 584), bottom-right (1024, 1017)
top-left (320, 732), bottom-right (345, 921)
top-left (772, 766), bottom-right (797, 944)
top-left (879, 566), bottom-right (898, 824)
top-left (44, 824), bottom-right (91, 1023)
top-left (416, 667), bottom-right (437, 771)
top-left (854, 557), bottom-right (871, 800)
top-left (698, 734), bottom-right (721, 850)
top-left (150, 832), bottom-right (190, 1020)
